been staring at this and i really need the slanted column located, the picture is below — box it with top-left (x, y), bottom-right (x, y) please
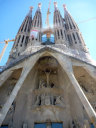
top-left (0, 68), bottom-right (30, 126)
top-left (55, 55), bottom-right (96, 122)
top-left (0, 54), bottom-right (41, 126)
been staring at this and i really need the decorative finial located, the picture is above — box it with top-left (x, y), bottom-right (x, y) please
top-left (30, 6), bottom-right (33, 11)
top-left (54, 2), bottom-right (57, 8)
top-left (38, 3), bottom-right (42, 9)
top-left (63, 4), bottom-right (67, 10)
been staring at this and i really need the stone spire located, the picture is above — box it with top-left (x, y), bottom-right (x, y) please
top-left (9, 7), bottom-right (33, 60)
top-left (53, 2), bottom-right (67, 45)
top-left (64, 4), bottom-right (88, 52)
top-left (29, 3), bottom-right (42, 44)
top-left (32, 3), bottom-right (42, 29)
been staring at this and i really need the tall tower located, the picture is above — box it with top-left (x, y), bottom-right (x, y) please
top-left (53, 2), bottom-right (67, 45)
top-left (29, 3), bottom-right (42, 46)
top-left (0, 2), bottom-right (96, 128)
top-left (64, 5), bottom-right (88, 52)
top-left (9, 7), bottom-right (33, 60)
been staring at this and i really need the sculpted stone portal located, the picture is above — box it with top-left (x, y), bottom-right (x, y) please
top-left (34, 68), bottom-right (65, 108)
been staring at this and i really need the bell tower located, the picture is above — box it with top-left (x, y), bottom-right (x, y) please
top-left (53, 2), bottom-right (67, 45)
top-left (29, 3), bottom-right (42, 46)
top-left (64, 5), bottom-right (88, 52)
top-left (9, 7), bottom-right (33, 60)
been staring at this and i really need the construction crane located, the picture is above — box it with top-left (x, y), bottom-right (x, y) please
top-left (44, 0), bottom-right (53, 40)
top-left (0, 39), bottom-right (15, 62)
top-left (45, 0), bottom-right (51, 28)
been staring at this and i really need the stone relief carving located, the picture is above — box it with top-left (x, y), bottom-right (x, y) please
top-left (34, 69), bottom-right (65, 108)
top-left (34, 94), bottom-right (65, 107)
top-left (41, 94), bottom-right (45, 105)
top-left (55, 96), bottom-right (65, 107)
top-left (44, 94), bottom-right (51, 105)
top-left (39, 80), bottom-right (47, 89)
top-left (34, 95), bottom-right (40, 106)
top-left (39, 79), bottom-right (56, 89)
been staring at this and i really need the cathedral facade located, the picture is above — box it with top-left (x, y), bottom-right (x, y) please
top-left (0, 2), bottom-right (96, 128)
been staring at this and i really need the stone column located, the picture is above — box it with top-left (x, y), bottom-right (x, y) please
top-left (0, 54), bottom-right (41, 126)
top-left (0, 70), bottom-right (13, 87)
top-left (55, 54), bottom-right (96, 121)
top-left (0, 68), bottom-right (30, 126)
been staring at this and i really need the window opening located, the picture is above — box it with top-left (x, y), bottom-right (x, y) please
top-left (72, 33), bottom-right (76, 41)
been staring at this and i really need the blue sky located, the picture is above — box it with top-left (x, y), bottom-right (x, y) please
top-left (0, 0), bottom-right (96, 66)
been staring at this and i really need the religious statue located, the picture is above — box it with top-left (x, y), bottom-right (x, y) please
top-left (39, 79), bottom-right (46, 89)
top-left (50, 94), bottom-right (54, 105)
top-left (34, 95), bottom-right (40, 106)
top-left (41, 94), bottom-right (46, 105)
top-left (55, 96), bottom-right (65, 107)
top-left (45, 94), bottom-right (51, 105)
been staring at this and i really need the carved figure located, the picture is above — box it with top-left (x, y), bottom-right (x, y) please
top-left (50, 94), bottom-right (54, 105)
top-left (55, 96), bottom-right (65, 107)
top-left (34, 95), bottom-right (40, 106)
top-left (45, 94), bottom-right (51, 105)
top-left (39, 80), bottom-right (46, 88)
top-left (41, 94), bottom-right (45, 105)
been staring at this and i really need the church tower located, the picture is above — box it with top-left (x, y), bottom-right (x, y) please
top-left (9, 7), bottom-right (33, 60)
top-left (53, 2), bottom-right (67, 45)
top-left (0, 2), bottom-right (96, 128)
top-left (29, 3), bottom-right (42, 46)
top-left (64, 5), bottom-right (88, 52)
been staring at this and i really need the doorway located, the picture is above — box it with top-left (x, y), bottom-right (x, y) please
top-left (34, 123), bottom-right (63, 128)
